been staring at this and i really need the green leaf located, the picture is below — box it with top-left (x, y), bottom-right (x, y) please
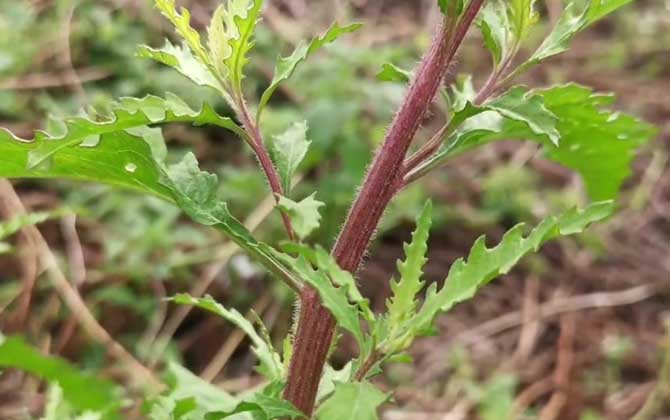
top-left (509, 0), bottom-right (538, 41)
top-left (171, 294), bottom-right (283, 381)
top-left (0, 101), bottom-right (301, 293)
top-left (149, 362), bottom-right (237, 419)
top-left (410, 202), bottom-right (614, 335)
top-left (316, 363), bottom-right (353, 403)
top-left (154, 0), bottom-right (211, 67)
top-left (386, 201), bottom-right (432, 327)
top-left (518, 0), bottom-right (633, 74)
top-left (277, 193), bottom-right (324, 240)
top-left (438, 0), bottom-right (465, 17)
top-left (376, 63), bottom-right (411, 83)
top-left (270, 121), bottom-right (311, 194)
top-left (222, 0), bottom-right (264, 93)
top-left (271, 251), bottom-right (369, 354)
top-left (446, 85), bottom-right (559, 144)
top-left (137, 41), bottom-right (230, 102)
top-left (213, 392), bottom-right (304, 419)
top-left (0, 93), bottom-right (243, 199)
top-left (316, 381), bottom-right (388, 420)
top-left (0, 209), bottom-right (70, 240)
top-left (0, 336), bottom-right (121, 419)
top-left (477, 0), bottom-right (511, 66)
top-left (427, 84), bottom-right (656, 200)
top-left (258, 22), bottom-right (361, 118)
top-left (313, 247), bottom-right (374, 323)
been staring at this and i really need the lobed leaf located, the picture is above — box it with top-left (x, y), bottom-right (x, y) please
top-left (424, 84), bottom-right (656, 200)
top-left (386, 200), bottom-right (432, 327)
top-left (137, 41), bottom-right (230, 102)
top-left (271, 250), bottom-right (369, 354)
top-left (258, 22), bottom-right (362, 119)
top-left (316, 381), bottom-right (388, 420)
top-left (277, 193), bottom-right (324, 240)
top-left (170, 294), bottom-right (283, 381)
top-left (0, 94), bottom-right (302, 294)
top-left (154, 0), bottom-right (212, 67)
top-left (410, 201), bottom-right (614, 335)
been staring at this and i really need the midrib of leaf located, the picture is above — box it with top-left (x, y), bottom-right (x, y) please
top-left (227, 0), bottom-right (263, 93)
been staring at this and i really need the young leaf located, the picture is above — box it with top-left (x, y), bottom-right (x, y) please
top-left (222, 0), bottom-right (264, 93)
top-left (316, 381), bottom-right (388, 420)
top-left (0, 336), bottom-right (122, 419)
top-left (137, 41), bottom-right (230, 102)
top-left (509, 0), bottom-right (538, 42)
top-left (277, 193), bottom-right (324, 240)
top-left (377, 63), bottom-right (412, 83)
top-left (386, 200), bottom-right (432, 326)
top-left (170, 294), bottom-right (283, 381)
top-left (270, 121), bottom-right (311, 194)
top-left (477, 0), bottom-right (511, 66)
top-left (410, 202), bottom-right (614, 335)
top-left (154, 0), bottom-right (212, 67)
top-left (258, 22), bottom-right (362, 119)
top-left (516, 0), bottom-right (634, 75)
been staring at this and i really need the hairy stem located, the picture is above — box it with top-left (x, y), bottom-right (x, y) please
top-left (284, 2), bottom-right (485, 415)
top-left (236, 96), bottom-right (296, 240)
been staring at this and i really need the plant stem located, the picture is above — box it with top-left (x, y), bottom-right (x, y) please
top-left (283, 2), bottom-right (485, 415)
top-left (236, 96), bottom-right (296, 240)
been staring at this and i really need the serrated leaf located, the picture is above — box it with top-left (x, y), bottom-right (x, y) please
top-left (0, 336), bottom-right (122, 419)
top-left (138, 41), bottom-right (230, 102)
top-left (424, 84), bottom-right (656, 200)
top-left (316, 381), bottom-right (388, 420)
top-left (313, 247), bottom-right (374, 323)
top-left (258, 22), bottom-right (361, 118)
top-left (277, 193), bottom-right (324, 240)
top-left (376, 63), bottom-right (411, 83)
top-left (410, 202), bottom-right (614, 335)
top-left (154, 0), bottom-right (211, 67)
top-left (446, 85), bottom-right (559, 144)
top-left (0, 93), bottom-right (243, 185)
top-left (171, 294), bottom-right (283, 381)
top-left (518, 0), bottom-right (633, 74)
top-left (386, 200), bottom-right (432, 326)
top-left (207, 4), bottom-right (231, 80)
top-left (270, 121), bottom-right (311, 194)
top-left (223, 0), bottom-right (264, 93)
top-left (271, 251), bottom-right (369, 354)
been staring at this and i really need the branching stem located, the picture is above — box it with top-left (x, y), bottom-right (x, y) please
top-left (283, 1), bottom-right (486, 415)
